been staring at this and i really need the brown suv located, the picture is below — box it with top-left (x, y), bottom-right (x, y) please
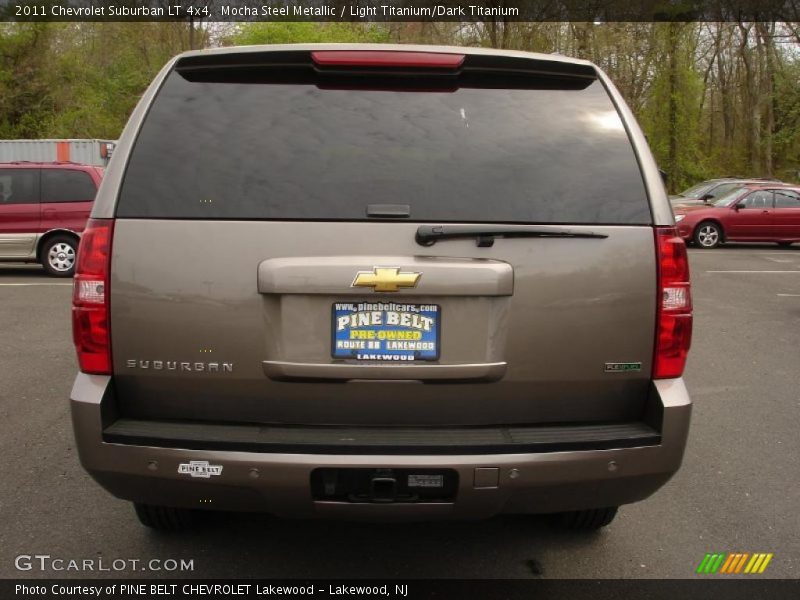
top-left (70, 44), bottom-right (692, 531)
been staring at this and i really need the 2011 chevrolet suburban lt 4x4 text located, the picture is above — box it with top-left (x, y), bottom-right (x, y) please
top-left (70, 44), bottom-right (692, 532)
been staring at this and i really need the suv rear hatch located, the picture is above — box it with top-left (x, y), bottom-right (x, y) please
top-left (106, 49), bottom-right (659, 429)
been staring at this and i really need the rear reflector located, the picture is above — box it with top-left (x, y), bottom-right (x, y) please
top-left (311, 51), bottom-right (465, 69)
top-left (654, 227), bottom-right (692, 379)
top-left (72, 219), bottom-right (114, 375)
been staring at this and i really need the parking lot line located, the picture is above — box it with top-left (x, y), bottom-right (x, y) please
top-left (705, 270), bottom-right (800, 274)
top-left (0, 283), bottom-right (72, 286)
top-left (777, 294), bottom-right (800, 297)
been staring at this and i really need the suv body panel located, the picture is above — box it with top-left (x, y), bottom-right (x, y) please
top-left (72, 44), bottom-right (691, 519)
top-left (110, 220), bottom-right (656, 426)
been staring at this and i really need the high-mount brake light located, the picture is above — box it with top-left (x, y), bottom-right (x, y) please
top-left (72, 219), bottom-right (114, 375)
top-left (311, 51), bottom-right (465, 69)
top-left (653, 227), bottom-right (693, 379)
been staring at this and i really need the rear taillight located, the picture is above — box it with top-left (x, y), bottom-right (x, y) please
top-left (654, 227), bottom-right (692, 378)
top-left (72, 219), bottom-right (114, 374)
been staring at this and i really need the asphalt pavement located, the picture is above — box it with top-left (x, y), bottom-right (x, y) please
top-left (0, 245), bottom-right (798, 579)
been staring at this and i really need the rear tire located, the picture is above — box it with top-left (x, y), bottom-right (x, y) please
top-left (693, 221), bottom-right (722, 249)
top-left (557, 507), bottom-right (618, 530)
top-left (133, 503), bottom-right (194, 532)
top-left (40, 235), bottom-right (78, 277)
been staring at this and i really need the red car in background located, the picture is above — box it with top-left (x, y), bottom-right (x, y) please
top-left (675, 183), bottom-right (800, 248)
top-left (0, 162), bottom-right (103, 276)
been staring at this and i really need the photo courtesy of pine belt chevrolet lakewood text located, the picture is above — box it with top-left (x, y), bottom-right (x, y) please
top-left (69, 44), bottom-right (692, 532)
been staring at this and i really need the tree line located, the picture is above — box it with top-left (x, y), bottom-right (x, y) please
top-left (1, 20), bottom-right (798, 191)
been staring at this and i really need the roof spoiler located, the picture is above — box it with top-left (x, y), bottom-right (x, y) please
top-left (175, 50), bottom-right (597, 81)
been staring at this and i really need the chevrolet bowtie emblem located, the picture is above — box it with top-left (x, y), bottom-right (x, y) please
top-left (351, 267), bottom-right (421, 293)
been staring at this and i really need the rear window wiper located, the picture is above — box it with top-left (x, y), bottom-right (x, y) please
top-left (415, 224), bottom-right (608, 247)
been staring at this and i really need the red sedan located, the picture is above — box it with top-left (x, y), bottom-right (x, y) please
top-left (674, 184), bottom-right (800, 248)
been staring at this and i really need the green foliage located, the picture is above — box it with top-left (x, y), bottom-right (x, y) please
top-left (773, 61), bottom-right (800, 181)
top-left (0, 23), bottom-right (191, 139)
top-left (45, 24), bottom-right (185, 139)
top-left (229, 22), bottom-right (390, 45)
top-left (638, 25), bottom-right (708, 191)
top-left (0, 22), bottom-right (388, 140)
top-left (0, 23), bottom-right (55, 138)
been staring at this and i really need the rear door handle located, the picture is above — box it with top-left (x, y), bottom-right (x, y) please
top-left (262, 360), bottom-right (507, 382)
top-left (257, 256), bottom-right (513, 296)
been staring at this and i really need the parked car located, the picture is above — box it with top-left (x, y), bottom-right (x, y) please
top-left (675, 184), bottom-right (800, 248)
top-left (70, 44), bottom-right (692, 532)
top-left (0, 162), bottom-right (103, 276)
top-left (670, 177), bottom-right (783, 208)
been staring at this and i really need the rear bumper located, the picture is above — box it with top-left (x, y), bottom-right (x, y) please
top-left (70, 374), bottom-right (691, 520)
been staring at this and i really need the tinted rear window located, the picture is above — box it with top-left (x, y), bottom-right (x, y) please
top-left (41, 169), bottom-right (96, 203)
top-left (117, 68), bottom-right (650, 224)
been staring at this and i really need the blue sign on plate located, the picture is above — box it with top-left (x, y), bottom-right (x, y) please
top-left (332, 302), bottom-right (440, 361)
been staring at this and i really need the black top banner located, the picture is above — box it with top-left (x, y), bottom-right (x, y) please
top-left (2, 0), bottom-right (800, 22)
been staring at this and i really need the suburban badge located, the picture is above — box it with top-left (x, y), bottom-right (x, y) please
top-left (125, 359), bottom-right (233, 373)
top-left (604, 362), bottom-right (642, 373)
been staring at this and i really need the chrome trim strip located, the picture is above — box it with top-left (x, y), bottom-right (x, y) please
top-left (262, 360), bottom-right (507, 382)
top-left (258, 256), bottom-right (513, 296)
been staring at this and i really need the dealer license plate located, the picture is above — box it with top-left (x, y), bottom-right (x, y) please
top-left (332, 302), bottom-right (440, 361)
